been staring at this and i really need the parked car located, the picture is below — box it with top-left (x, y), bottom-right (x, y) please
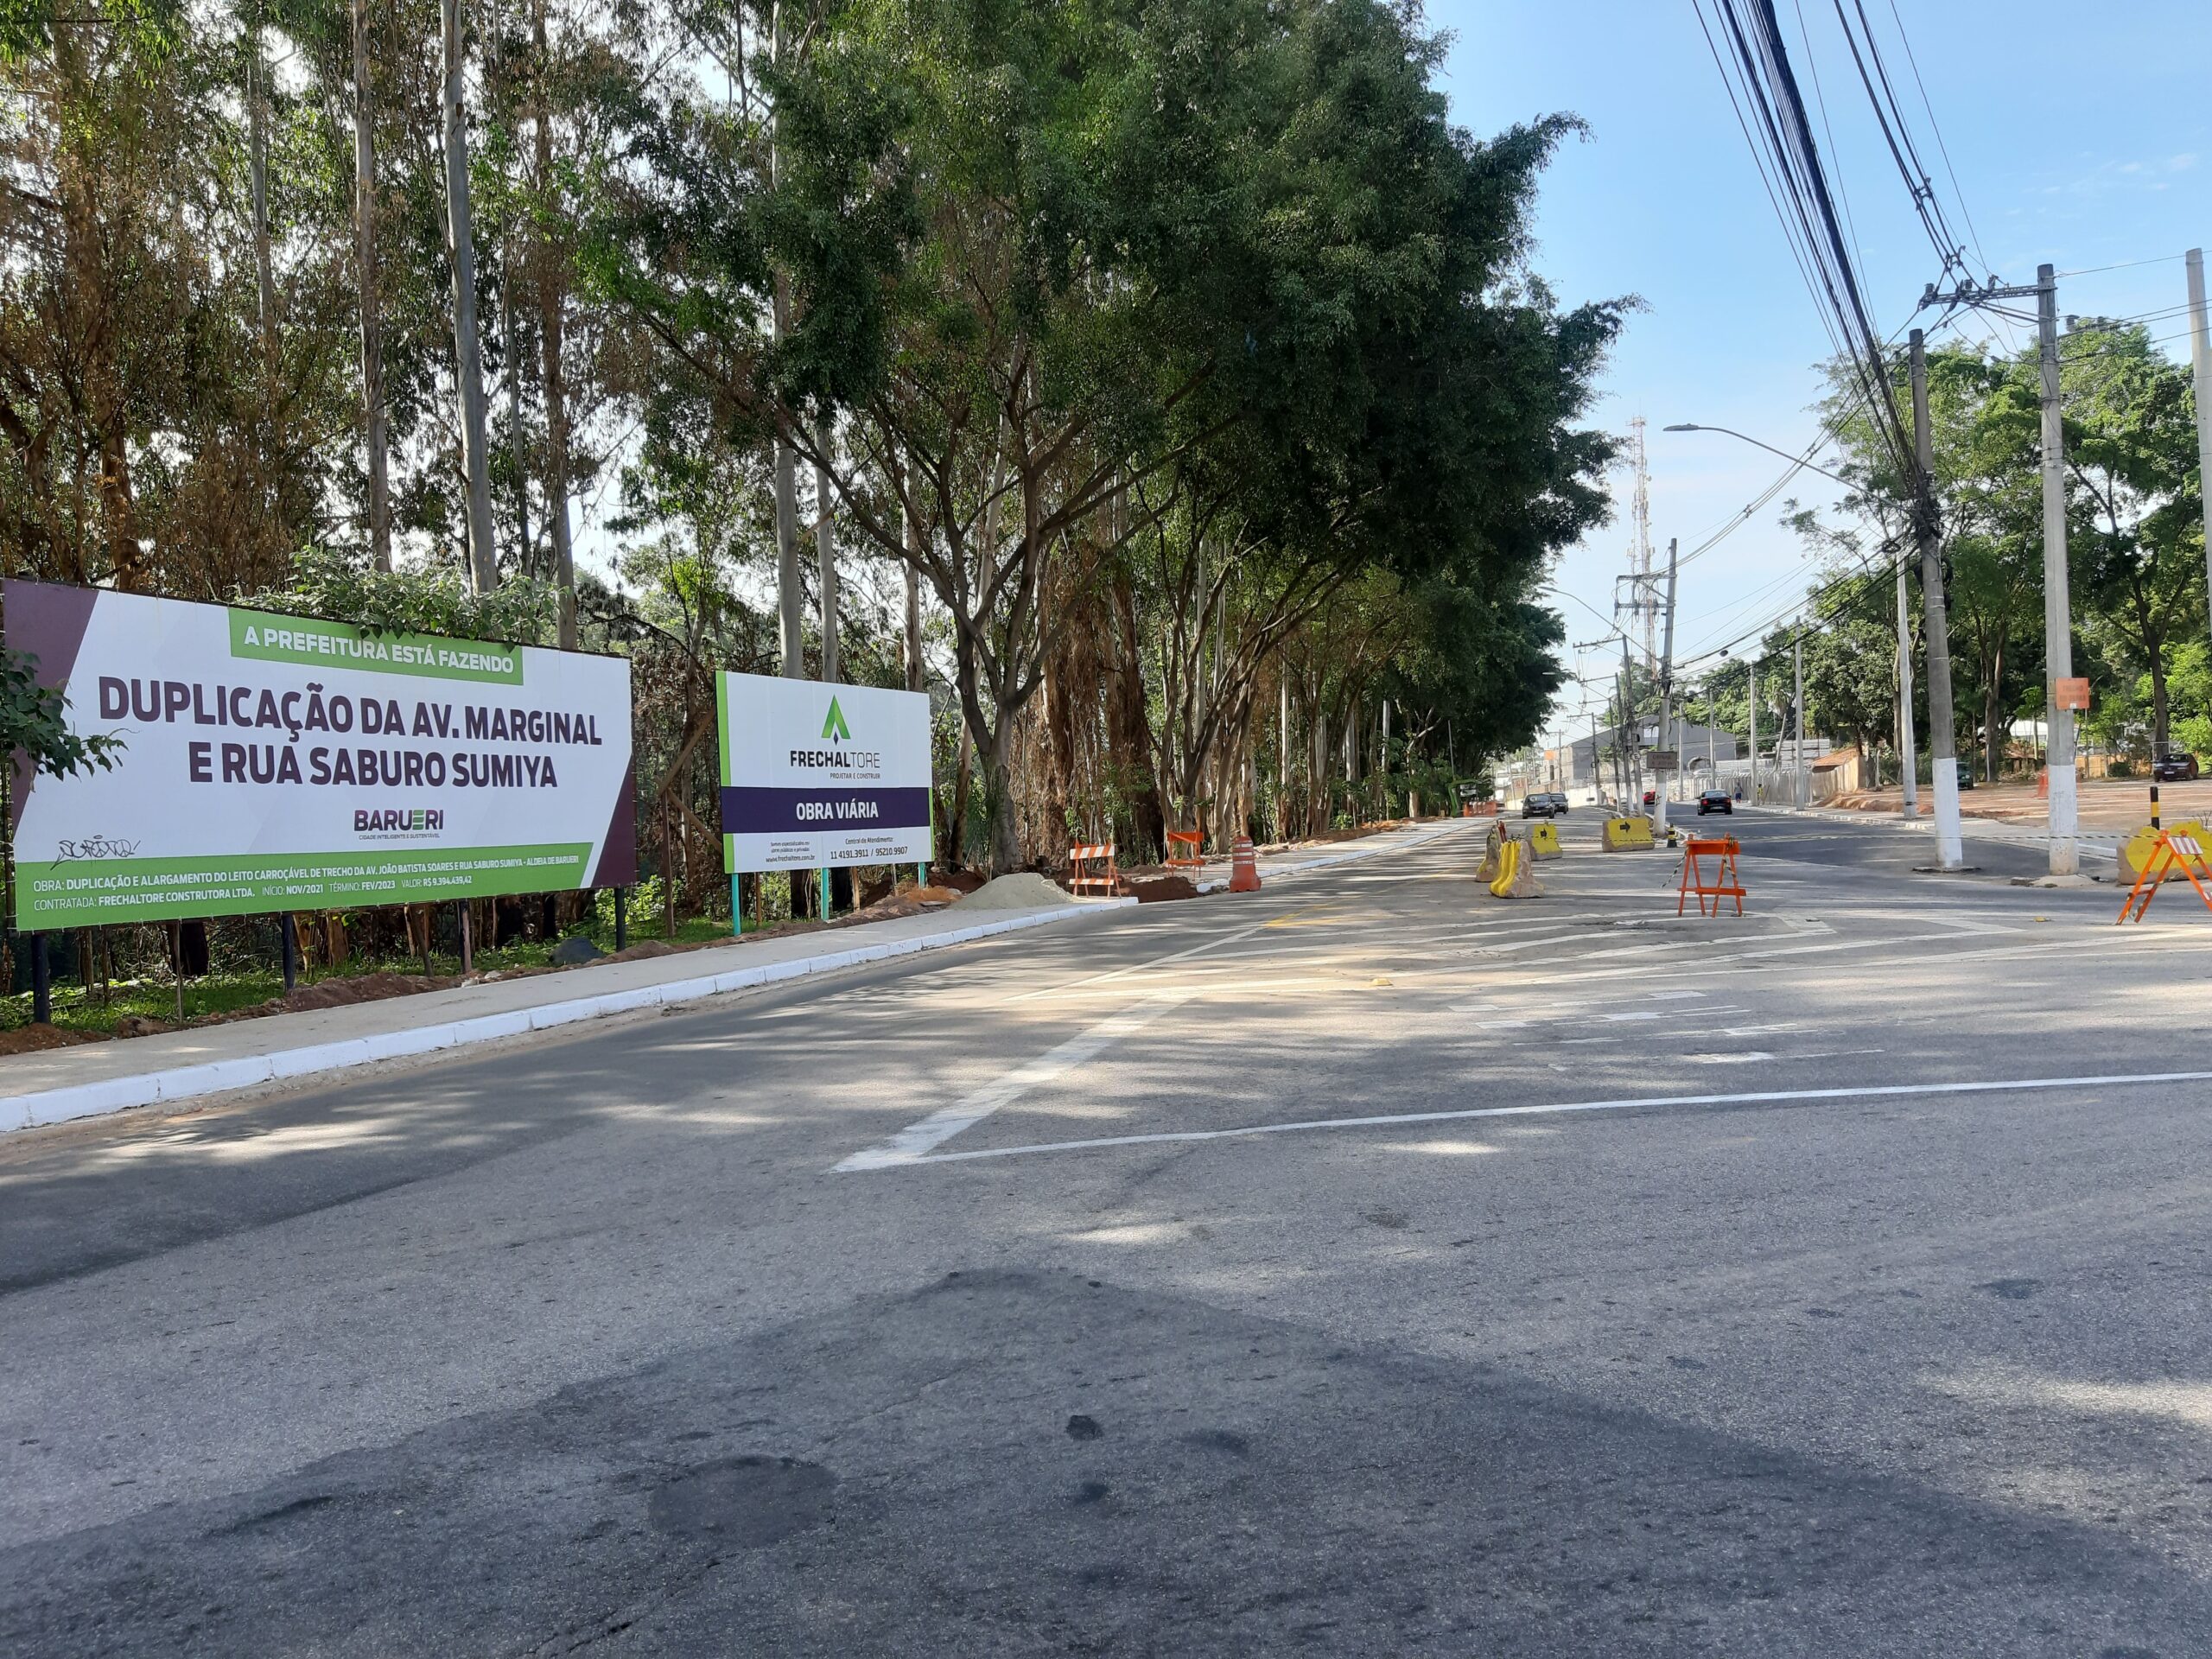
top-left (1520, 793), bottom-right (1558, 818)
top-left (1547, 791), bottom-right (1569, 815)
top-left (2154, 751), bottom-right (2201, 782)
top-left (1696, 789), bottom-right (1733, 816)
top-left (1641, 789), bottom-right (1656, 810)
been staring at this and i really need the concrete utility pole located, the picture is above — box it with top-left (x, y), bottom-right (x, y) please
top-left (1897, 547), bottom-right (1916, 819)
top-left (1653, 537), bottom-right (1680, 836)
top-left (1792, 638), bottom-right (1807, 808)
top-left (2037, 264), bottom-right (2079, 875)
top-left (1618, 635), bottom-right (1642, 807)
top-left (1748, 658), bottom-right (1758, 804)
top-left (2188, 250), bottom-right (2212, 652)
top-left (1910, 328), bottom-right (1965, 868)
top-left (441, 0), bottom-right (498, 593)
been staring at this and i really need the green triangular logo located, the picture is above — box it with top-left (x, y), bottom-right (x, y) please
top-left (822, 696), bottom-right (851, 742)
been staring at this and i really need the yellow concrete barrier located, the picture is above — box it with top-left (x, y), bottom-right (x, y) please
top-left (1529, 820), bottom-right (1562, 860)
top-left (1602, 815), bottom-right (1655, 852)
top-left (2122, 820), bottom-right (2208, 881)
top-left (1486, 836), bottom-right (1542, 898)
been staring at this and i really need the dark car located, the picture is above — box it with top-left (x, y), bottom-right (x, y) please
top-left (1696, 789), bottom-right (1733, 816)
top-left (1520, 792), bottom-right (1558, 818)
top-left (2155, 751), bottom-right (2201, 782)
top-left (1548, 791), bottom-right (1569, 815)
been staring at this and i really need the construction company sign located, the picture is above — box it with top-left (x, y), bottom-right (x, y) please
top-left (716, 671), bottom-right (932, 873)
top-left (5, 580), bottom-right (636, 930)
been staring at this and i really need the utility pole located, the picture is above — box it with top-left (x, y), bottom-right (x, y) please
top-left (1910, 327), bottom-right (1965, 868)
top-left (2188, 250), bottom-right (2212, 653)
top-left (1653, 537), bottom-right (1679, 836)
top-left (1618, 635), bottom-right (1642, 808)
top-left (1897, 548), bottom-right (1916, 819)
top-left (2037, 264), bottom-right (2079, 875)
top-left (1748, 657), bottom-right (1758, 804)
top-left (1792, 638), bottom-right (1807, 808)
top-left (441, 0), bottom-right (498, 592)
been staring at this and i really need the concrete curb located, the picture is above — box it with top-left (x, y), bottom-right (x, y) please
top-left (3, 899), bottom-right (1138, 1137)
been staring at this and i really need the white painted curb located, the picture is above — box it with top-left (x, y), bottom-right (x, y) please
top-left (3, 899), bottom-right (1138, 1137)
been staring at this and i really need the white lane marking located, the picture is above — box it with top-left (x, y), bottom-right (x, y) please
top-left (833, 993), bottom-right (1193, 1171)
top-left (1601, 1011), bottom-right (1662, 1022)
top-left (1683, 1052), bottom-right (1775, 1065)
top-left (845, 1067), bottom-right (2212, 1169)
top-left (1648, 990), bottom-right (1706, 1000)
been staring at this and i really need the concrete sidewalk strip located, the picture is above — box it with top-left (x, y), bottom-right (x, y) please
top-left (0, 899), bottom-right (1136, 1138)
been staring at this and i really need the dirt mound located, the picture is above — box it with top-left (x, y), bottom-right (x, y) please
top-left (1125, 874), bottom-right (1199, 903)
top-left (601, 939), bottom-right (681, 964)
top-left (0, 1023), bottom-right (109, 1057)
top-left (934, 869), bottom-right (988, 894)
top-left (281, 971), bottom-right (457, 1012)
top-left (959, 872), bottom-right (1079, 911)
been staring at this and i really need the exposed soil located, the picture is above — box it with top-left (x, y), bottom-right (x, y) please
top-left (1124, 874), bottom-right (1199, 904)
top-left (0, 1023), bottom-right (108, 1057)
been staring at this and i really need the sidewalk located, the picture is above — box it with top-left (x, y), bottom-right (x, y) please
top-left (1, 817), bottom-right (1472, 1138)
top-left (1755, 800), bottom-right (2126, 866)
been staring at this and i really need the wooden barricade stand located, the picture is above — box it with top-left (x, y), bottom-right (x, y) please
top-left (1068, 842), bottom-right (1121, 897)
top-left (1165, 830), bottom-right (1205, 874)
top-left (1677, 835), bottom-right (1746, 917)
top-left (2117, 830), bottom-right (2212, 924)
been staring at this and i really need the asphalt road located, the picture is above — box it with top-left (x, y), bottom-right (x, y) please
top-left (6, 812), bottom-right (2212, 1656)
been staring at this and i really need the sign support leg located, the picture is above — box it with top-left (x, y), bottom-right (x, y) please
top-left (281, 914), bottom-right (299, 993)
top-left (731, 874), bottom-right (743, 937)
top-left (30, 933), bottom-right (49, 1025)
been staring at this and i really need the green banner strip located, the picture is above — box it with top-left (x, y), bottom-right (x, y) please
top-left (228, 607), bottom-right (525, 685)
top-left (14, 843), bottom-right (591, 930)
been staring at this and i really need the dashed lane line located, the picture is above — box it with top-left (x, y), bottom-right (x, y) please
top-left (834, 992), bottom-right (1194, 1171)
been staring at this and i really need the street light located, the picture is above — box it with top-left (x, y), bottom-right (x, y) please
top-left (1665, 420), bottom-right (1919, 826)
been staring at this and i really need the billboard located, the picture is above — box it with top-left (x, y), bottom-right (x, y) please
top-left (5, 580), bottom-right (634, 930)
top-left (716, 671), bottom-right (932, 873)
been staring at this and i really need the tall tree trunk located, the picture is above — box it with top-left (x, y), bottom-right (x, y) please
top-left (353, 0), bottom-right (392, 570)
top-left (54, 26), bottom-right (145, 590)
top-left (441, 0), bottom-right (497, 590)
top-left (247, 9), bottom-right (275, 353)
top-left (501, 241), bottom-right (529, 574)
top-left (531, 0), bottom-right (575, 645)
top-left (1106, 567), bottom-right (1163, 857)
top-left (814, 418), bottom-right (839, 681)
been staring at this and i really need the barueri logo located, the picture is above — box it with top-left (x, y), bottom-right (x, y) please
top-left (822, 696), bottom-right (851, 741)
top-left (355, 807), bottom-right (446, 836)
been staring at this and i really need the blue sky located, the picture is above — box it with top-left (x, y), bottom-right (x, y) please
top-left (1429, 0), bottom-right (2212, 747)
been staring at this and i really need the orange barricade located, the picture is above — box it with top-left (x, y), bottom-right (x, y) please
top-left (1068, 842), bottom-right (1120, 897)
top-left (1165, 830), bottom-right (1205, 872)
top-left (1677, 835), bottom-right (1746, 917)
top-left (2118, 830), bottom-right (2212, 923)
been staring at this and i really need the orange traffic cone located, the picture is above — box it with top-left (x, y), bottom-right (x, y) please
top-left (1230, 835), bottom-right (1262, 893)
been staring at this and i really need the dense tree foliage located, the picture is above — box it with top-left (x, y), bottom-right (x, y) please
top-left (2, 0), bottom-right (1619, 904)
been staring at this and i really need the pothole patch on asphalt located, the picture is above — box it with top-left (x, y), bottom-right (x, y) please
top-left (647, 1456), bottom-right (836, 1548)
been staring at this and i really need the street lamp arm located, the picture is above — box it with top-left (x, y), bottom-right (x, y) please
top-left (1662, 423), bottom-right (1855, 490)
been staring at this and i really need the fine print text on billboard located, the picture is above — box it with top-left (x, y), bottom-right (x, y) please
top-left (716, 671), bottom-right (932, 873)
top-left (6, 580), bottom-right (636, 930)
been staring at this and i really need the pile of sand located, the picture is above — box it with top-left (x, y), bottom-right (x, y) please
top-left (957, 872), bottom-right (1079, 910)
